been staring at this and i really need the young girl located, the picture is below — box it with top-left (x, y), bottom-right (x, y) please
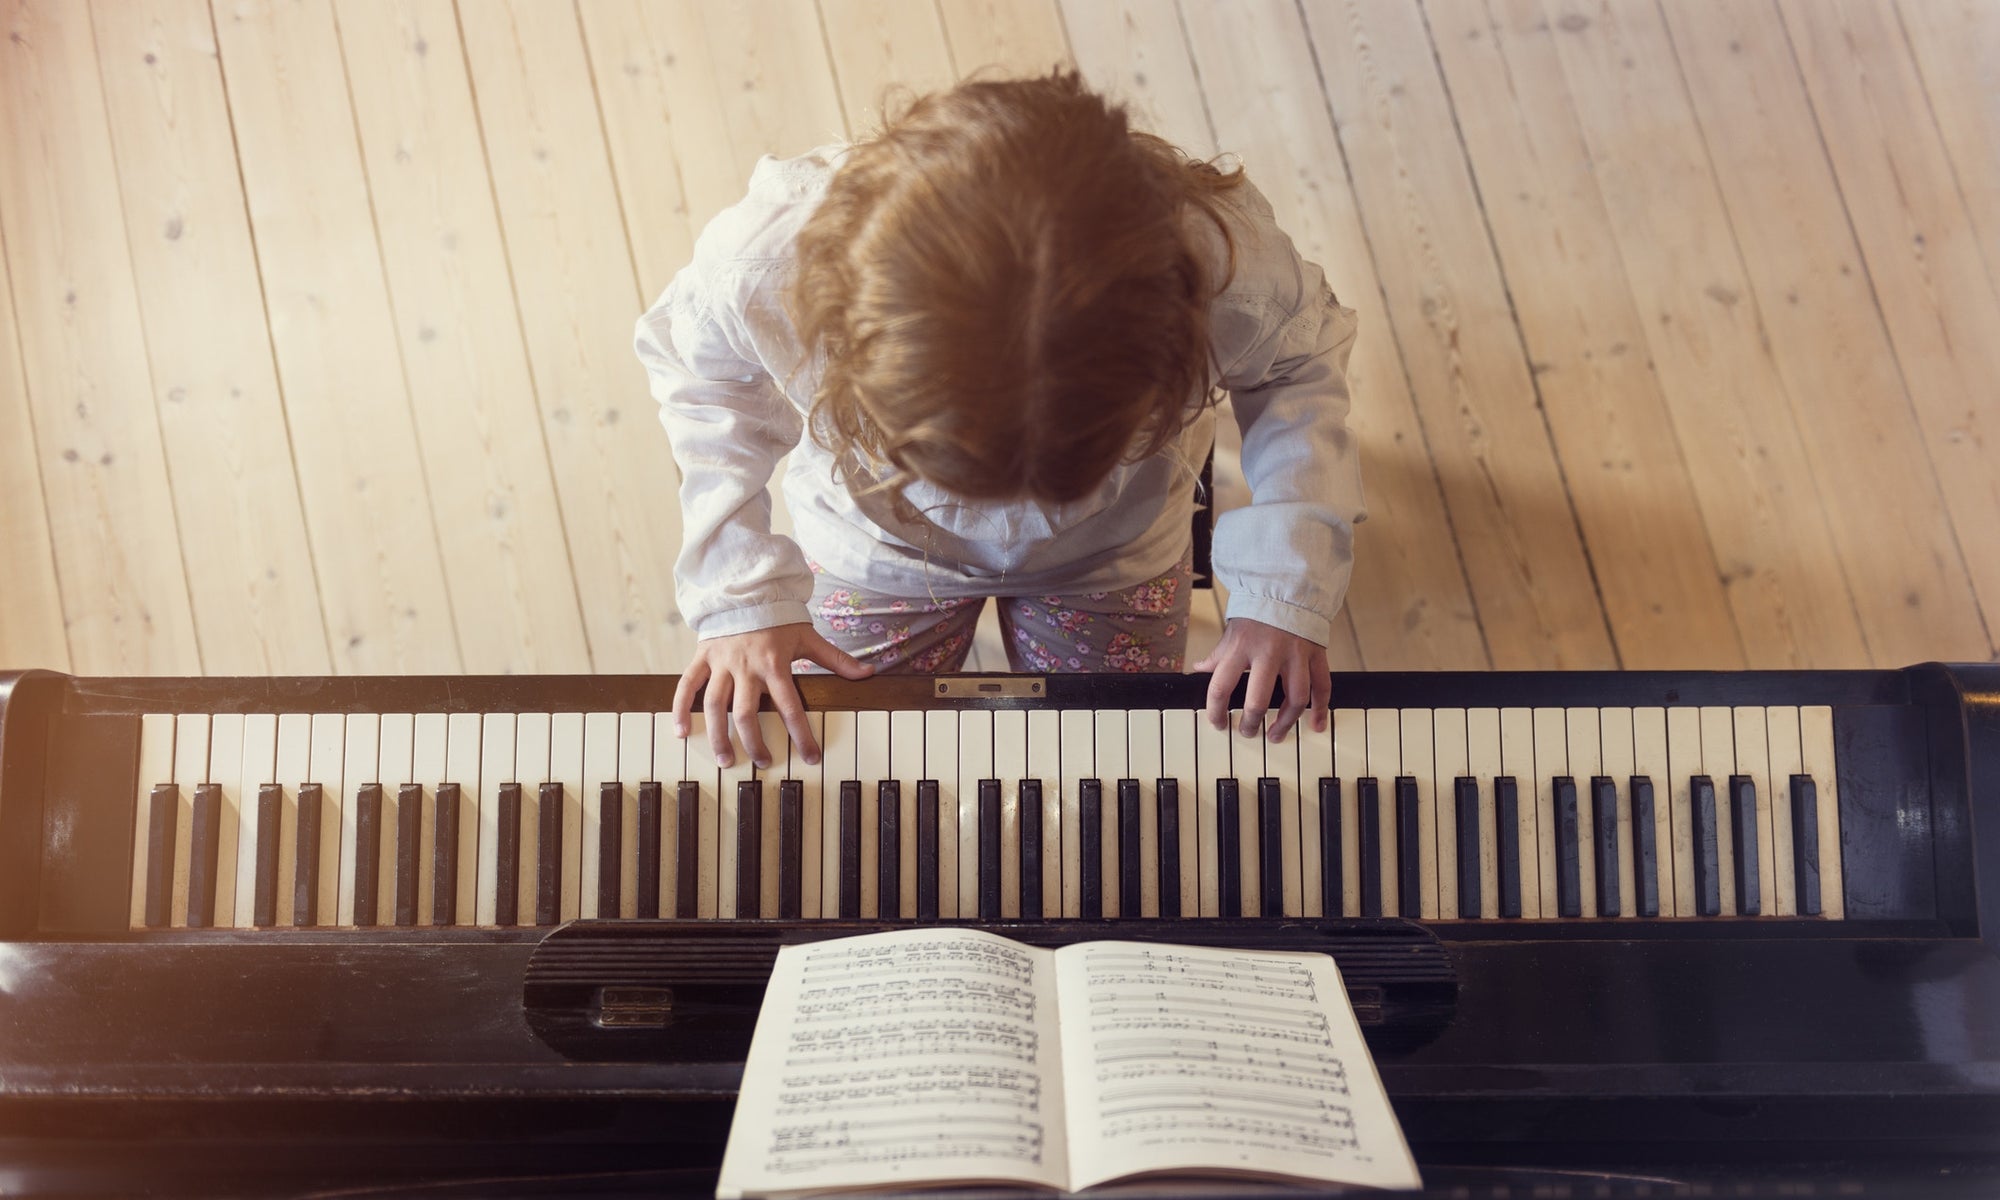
top-left (637, 72), bottom-right (1363, 769)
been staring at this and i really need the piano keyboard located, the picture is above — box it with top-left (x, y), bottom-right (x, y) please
top-left (126, 701), bottom-right (1845, 930)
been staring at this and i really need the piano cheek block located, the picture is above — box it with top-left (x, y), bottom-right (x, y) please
top-left (521, 919), bottom-right (1459, 1063)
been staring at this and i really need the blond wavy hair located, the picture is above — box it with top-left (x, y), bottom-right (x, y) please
top-left (788, 70), bottom-right (1245, 503)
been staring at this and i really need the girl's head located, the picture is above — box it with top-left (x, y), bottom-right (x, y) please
top-left (790, 70), bottom-right (1243, 503)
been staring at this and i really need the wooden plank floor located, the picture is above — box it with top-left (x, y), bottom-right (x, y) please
top-left (2, 0), bottom-right (1994, 677)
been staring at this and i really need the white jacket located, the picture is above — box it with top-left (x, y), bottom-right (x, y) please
top-left (635, 147), bottom-right (1365, 647)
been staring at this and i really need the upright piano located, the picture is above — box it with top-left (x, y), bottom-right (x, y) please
top-left (1, 665), bottom-right (1996, 1196)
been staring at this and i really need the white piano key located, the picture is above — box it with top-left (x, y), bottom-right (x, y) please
top-left (679, 713), bottom-right (722, 920)
top-left (855, 711), bottom-right (889, 919)
top-left (170, 714), bottom-right (209, 928)
top-left (1127, 710), bottom-right (1163, 918)
top-left (1498, 707), bottom-right (1535, 918)
top-left (478, 713), bottom-right (515, 926)
top-left (550, 713), bottom-right (586, 923)
top-left (412, 713), bottom-right (448, 926)
top-left (928, 710), bottom-right (960, 919)
top-left (619, 713), bottom-right (652, 920)
top-left (1059, 708), bottom-right (1093, 918)
top-left (308, 713), bottom-right (345, 927)
top-left (337, 714), bottom-right (377, 927)
top-left (820, 710), bottom-right (857, 918)
top-left (1366, 708), bottom-right (1400, 918)
top-left (1766, 705), bottom-right (1803, 917)
top-left (446, 712), bottom-right (481, 926)
top-left (800, 710), bottom-right (826, 919)
top-left (757, 711), bottom-right (789, 919)
top-left (1466, 709), bottom-right (1501, 920)
top-left (1194, 712), bottom-right (1231, 918)
top-left (957, 709), bottom-right (993, 918)
top-left (1401, 708), bottom-right (1436, 919)
top-left (581, 712), bottom-right (618, 919)
top-left (1665, 706), bottom-right (1702, 918)
top-left (1567, 708), bottom-right (1602, 919)
top-left (718, 713), bottom-right (759, 919)
top-left (207, 715), bottom-right (245, 927)
top-left (1333, 707), bottom-right (1367, 919)
top-left (1299, 710), bottom-right (1333, 920)
top-left (1028, 709), bottom-right (1063, 918)
top-left (995, 709), bottom-right (1027, 919)
top-left (376, 714), bottom-right (413, 924)
top-left (1235, 711), bottom-right (1261, 918)
top-left (130, 714), bottom-right (175, 929)
top-left (232, 713), bottom-right (276, 928)
top-left (1095, 709), bottom-right (1127, 918)
top-left (1267, 715), bottom-right (1301, 917)
top-left (891, 710), bottom-right (923, 919)
top-left (1531, 707), bottom-right (1565, 921)
top-left (652, 712), bottom-right (682, 917)
top-left (274, 714), bottom-right (312, 926)
top-left (1161, 709), bottom-right (1200, 919)
top-left (1600, 707), bottom-right (1636, 918)
top-left (1733, 706), bottom-right (1775, 917)
top-left (1433, 708), bottom-right (1467, 920)
top-left (1633, 707), bottom-right (1672, 914)
top-left (1801, 705), bottom-right (1845, 920)
top-left (1700, 706), bottom-right (1738, 916)
top-left (514, 713), bottom-right (552, 922)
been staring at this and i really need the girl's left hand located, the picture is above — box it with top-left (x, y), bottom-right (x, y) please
top-left (1192, 618), bottom-right (1331, 741)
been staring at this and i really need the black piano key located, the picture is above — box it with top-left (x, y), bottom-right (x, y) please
top-left (676, 781), bottom-right (699, 919)
top-left (635, 782), bottom-right (660, 919)
top-left (1396, 776), bottom-right (1421, 918)
top-left (1692, 775), bottom-right (1721, 917)
top-left (254, 784), bottom-right (282, 927)
top-left (780, 780), bottom-right (804, 920)
top-left (1791, 774), bottom-right (1822, 916)
top-left (354, 783), bottom-right (382, 926)
top-left (1358, 777), bottom-right (1382, 918)
top-left (1079, 780), bottom-right (1103, 920)
top-left (145, 783), bottom-right (178, 928)
top-left (1020, 780), bottom-right (1043, 920)
top-left (1156, 779), bottom-right (1180, 920)
top-left (1730, 775), bottom-right (1761, 916)
top-left (598, 782), bottom-right (625, 918)
top-left (1631, 776), bottom-right (1660, 918)
top-left (1216, 779), bottom-right (1240, 917)
top-left (740, 779), bottom-right (764, 918)
top-left (1553, 776), bottom-right (1581, 919)
top-left (537, 782), bottom-right (564, 925)
top-left (915, 780), bottom-right (939, 922)
top-left (187, 782), bottom-right (222, 929)
top-left (1118, 779), bottom-right (1142, 918)
top-left (1320, 778), bottom-right (1343, 918)
top-left (876, 780), bottom-right (898, 920)
top-left (434, 783), bottom-right (461, 926)
top-left (496, 782), bottom-right (522, 926)
top-left (1496, 776), bottom-right (1522, 919)
top-left (1454, 777), bottom-right (1479, 918)
top-left (1591, 777), bottom-right (1620, 918)
top-left (1257, 778), bottom-right (1283, 917)
top-left (980, 779), bottom-right (1003, 921)
top-left (396, 784), bottom-right (422, 927)
top-left (294, 782), bottom-right (322, 926)
top-left (838, 781), bottom-right (861, 919)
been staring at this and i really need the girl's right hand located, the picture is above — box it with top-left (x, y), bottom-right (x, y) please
top-left (672, 623), bottom-right (875, 769)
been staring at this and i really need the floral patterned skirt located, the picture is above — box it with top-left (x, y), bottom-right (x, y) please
top-left (802, 551), bottom-right (1194, 674)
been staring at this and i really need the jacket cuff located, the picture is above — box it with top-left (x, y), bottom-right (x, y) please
top-left (694, 600), bottom-right (814, 640)
top-left (1221, 592), bottom-right (1332, 649)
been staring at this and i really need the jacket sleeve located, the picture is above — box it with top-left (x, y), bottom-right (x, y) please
top-left (1207, 194), bottom-right (1367, 649)
top-left (635, 254), bottom-right (814, 640)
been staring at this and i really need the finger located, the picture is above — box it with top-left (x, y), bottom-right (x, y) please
top-left (673, 661), bottom-right (710, 738)
top-left (1204, 655), bottom-right (1244, 732)
top-left (770, 675), bottom-right (821, 765)
top-left (704, 673), bottom-right (737, 767)
top-left (802, 633), bottom-right (875, 680)
top-left (1269, 660), bottom-right (1310, 742)
top-left (1239, 661), bottom-right (1277, 738)
top-left (1311, 658), bottom-right (1333, 732)
top-left (734, 686), bottom-right (771, 769)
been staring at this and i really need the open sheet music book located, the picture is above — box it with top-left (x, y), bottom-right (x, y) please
top-left (716, 928), bottom-right (1421, 1197)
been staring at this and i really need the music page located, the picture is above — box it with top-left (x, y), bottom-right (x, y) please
top-left (1055, 941), bottom-right (1420, 1192)
top-left (716, 928), bottom-right (1068, 1199)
